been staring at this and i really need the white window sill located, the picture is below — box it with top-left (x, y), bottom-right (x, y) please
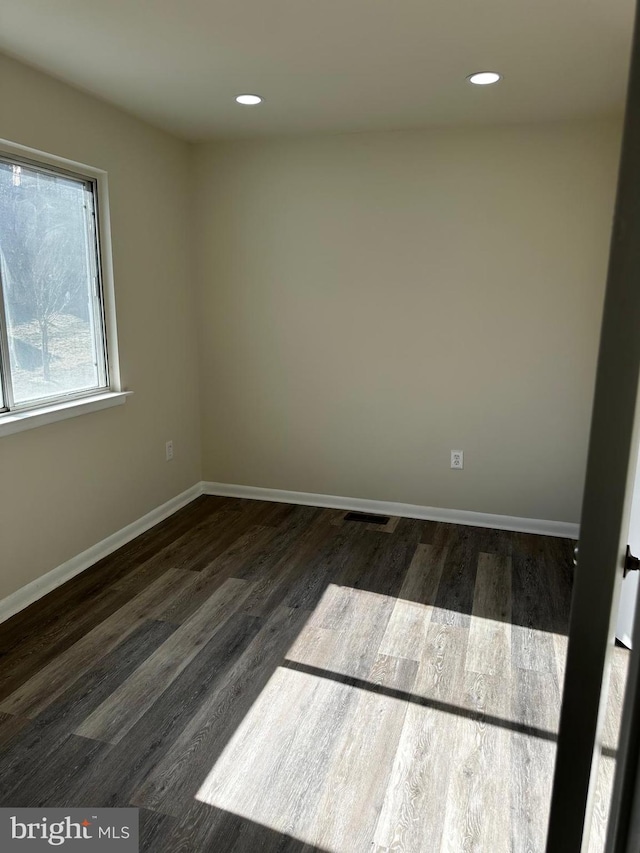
top-left (0, 390), bottom-right (132, 438)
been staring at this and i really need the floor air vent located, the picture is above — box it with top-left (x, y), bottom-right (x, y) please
top-left (343, 512), bottom-right (390, 525)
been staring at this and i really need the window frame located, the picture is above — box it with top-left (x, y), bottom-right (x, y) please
top-left (0, 138), bottom-right (124, 431)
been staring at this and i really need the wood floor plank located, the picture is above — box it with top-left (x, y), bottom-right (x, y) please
top-left (132, 606), bottom-right (311, 817)
top-left (201, 521), bottom-right (282, 572)
top-left (374, 620), bottom-right (470, 851)
top-left (0, 497), bottom-right (219, 657)
top-left (373, 637), bottom-right (466, 851)
top-left (418, 519), bottom-right (440, 545)
top-left (138, 807), bottom-right (178, 853)
top-left (0, 568), bottom-right (196, 718)
top-left (233, 506), bottom-right (326, 583)
top-left (416, 621), bottom-right (469, 703)
top-left (0, 584), bottom-right (139, 702)
top-left (76, 577), bottom-right (254, 745)
top-left (552, 631), bottom-right (568, 688)
top-left (430, 526), bottom-right (479, 628)
top-left (291, 584), bottom-right (396, 681)
top-left (156, 525), bottom-right (277, 624)
top-left (153, 801), bottom-right (227, 853)
top-left (187, 661), bottom-right (349, 850)
top-left (378, 543), bottom-right (446, 661)
top-left (239, 511), bottom-right (336, 618)
top-left (110, 505), bottom-right (250, 593)
top-left (473, 525), bottom-right (513, 557)
top-left (307, 653), bottom-right (418, 852)
top-left (5, 733), bottom-right (105, 807)
top-left (584, 643), bottom-right (630, 853)
top-left (100, 496), bottom-right (226, 578)
top-left (602, 645), bottom-right (630, 751)
top-left (55, 612), bottom-right (265, 810)
top-left (282, 524), bottom-right (370, 613)
top-left (465, 552), bottom-right (512, 677)
top-left (511, 622), bottom-right (558, 675)
top-left (338, 518), bottom-right (423, 600)
top-left (65, 497), bottom-right (224, 601)
top-left (396, 540), bottom-right (448, 606)
top-left (374, 698), bottom-right (456, 852)
top-left (511, 544), bottom-right (558, 675)
top-left (440, 672), bottom-right (511, 853)
top-left (588, 754), bottom-right (618, 853)
top-left (250, 500), bottom-right (298, 528)
top-left (541, 537), bottom-right (574, 635)
top-left (241, 675), bottom-right (361, 849)
top-left (510, 669), bottom-right (561, 853)
top-left (111, 496), bottom-right (286, 597)
top-left (0, 711), bottom-right (29, 749)
top-left (0, 619), bottom-right (176, 803)
top-left (154, 801), bottom-right (327, 853)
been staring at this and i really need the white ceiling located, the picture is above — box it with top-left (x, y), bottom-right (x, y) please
top-left (0, 0), bottom-right (635, 140)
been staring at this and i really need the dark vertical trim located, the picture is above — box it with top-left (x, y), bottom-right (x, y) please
top-left (546, 4), bottom-right (640, 851)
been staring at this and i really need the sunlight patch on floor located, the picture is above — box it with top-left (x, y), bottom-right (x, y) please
top-left (194, 663), bottom-right (410, 851)
top-left (193, 580), bottom-right (570, 852)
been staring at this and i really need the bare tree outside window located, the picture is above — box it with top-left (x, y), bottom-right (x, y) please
top-left (0, 158), bottom-right (107, 408)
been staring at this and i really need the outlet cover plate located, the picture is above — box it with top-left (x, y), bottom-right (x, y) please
top-left (451, 450), bottom-right (463, 469)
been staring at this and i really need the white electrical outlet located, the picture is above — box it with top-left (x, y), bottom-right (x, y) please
top-left (451, 450), bottom-right (463, 469)
top-left (165, 440), bottom-right (174, 461)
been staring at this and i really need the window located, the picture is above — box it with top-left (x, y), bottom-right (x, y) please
top-left (0, 154), bottom-right (109, 415)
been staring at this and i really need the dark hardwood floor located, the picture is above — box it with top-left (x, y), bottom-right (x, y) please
top-left (0, 496), bottom-right (625, 852)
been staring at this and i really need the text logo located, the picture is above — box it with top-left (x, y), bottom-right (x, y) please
top-left (1, 809), bottom-right (138, 851)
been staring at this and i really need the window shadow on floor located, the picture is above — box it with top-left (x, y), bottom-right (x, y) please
top-left (0, 494), bottom-right (581, 853)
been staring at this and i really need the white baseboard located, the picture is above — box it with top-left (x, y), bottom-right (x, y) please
top-left (202, 481), bottom-right (580, 540)
top-left (0, 483), bottom-right (204, 625)
top-left (1, 479), bottom-right (578, 626)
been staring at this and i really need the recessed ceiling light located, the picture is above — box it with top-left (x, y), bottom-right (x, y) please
top-left (235, 94), bottom-right (264, 105)
top-left (467, 72), bottom-right (502, 86)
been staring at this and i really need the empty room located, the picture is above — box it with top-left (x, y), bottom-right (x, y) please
top-left (2, 1), bottom-right (640, 851)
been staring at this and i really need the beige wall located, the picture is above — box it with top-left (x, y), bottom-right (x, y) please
top-left (0, 52), bottom-right (623, 605)
top-left (194, 120), bottom-right (621, 523)
top-left (0, 54), bottom-right (201, 600)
